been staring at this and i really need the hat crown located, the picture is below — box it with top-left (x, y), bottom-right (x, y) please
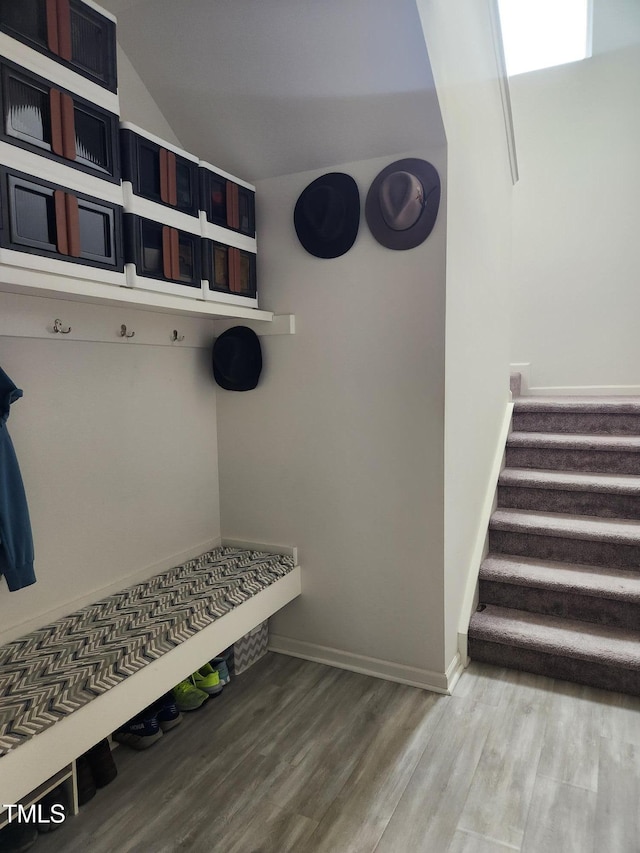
top-left (294, 172), bottom-right (360, 259)
top-left (379, 171), bottom-right (424, 232)
top-left (302, 185), bottom-right (345, 243)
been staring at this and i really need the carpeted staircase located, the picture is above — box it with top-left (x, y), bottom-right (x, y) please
top-left (468, 393), bottom-right (640, 696)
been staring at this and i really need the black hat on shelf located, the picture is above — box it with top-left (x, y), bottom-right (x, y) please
top-left (294, 172), bottom-right (360, 259)
top-left (212, 326), bottom-right (262, 391)
top-left (365, 158), bottom-right (440, 250)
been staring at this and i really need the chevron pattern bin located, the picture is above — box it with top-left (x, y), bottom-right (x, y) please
top-left (233, 621), bottom-right (268, 674)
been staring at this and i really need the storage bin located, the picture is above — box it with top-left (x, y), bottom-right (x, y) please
top-left (233, 621), bottom-right (268, 674)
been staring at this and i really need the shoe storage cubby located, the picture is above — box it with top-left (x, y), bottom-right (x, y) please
top-left (0, 764), bottom-right (78, 832)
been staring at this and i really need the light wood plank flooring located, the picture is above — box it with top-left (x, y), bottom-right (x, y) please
top-left (35, 654), bottom-right (640, 852)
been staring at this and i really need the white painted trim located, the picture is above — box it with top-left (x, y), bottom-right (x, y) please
top-left (0, 248), bottom-right (126, 285)
top-left (199, 160), bottom-right (255, 192)
top-left (222, 539), bottom-right (298, 563)
top-left (0, 290), bottom-right (219, 349)
top-left (125, 265), bottom-right (206, 300)
top-left (268, 635), bottom-right (453, 694)
top-left (204, 287), bottom-right (258, 310)
top-left (527, 384), bottom-right (640, 397)
top-left (0, 537), bottom-right (222, 647)
top-left (456, 400), bottom-right (514, 658)
top-left (213, 314), bottom-right (295, 337)
top-left (445, 651), bottom-right (465, 694)
top-left (0, 143), bottom-right (123, 204)
top-left (0, 33), bottom-right (119, 113)
top-left (120, 122), bottom-right (198, 162)
top-left (122, 184), bottom-right (200, 233)
top-left (487, 0), bottom-right (519, 184)
top-left (200, 214), bottom-right (258, 253)
top-left (0, 263), bottom-right (274, 320)
top-left (0, 567), bottom-right (301, 807)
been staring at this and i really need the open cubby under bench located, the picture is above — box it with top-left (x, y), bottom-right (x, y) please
top-left (0, 545), bottom-right (301, 809)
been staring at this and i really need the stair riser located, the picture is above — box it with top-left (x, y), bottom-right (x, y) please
top-left (512, 412), bottom-right (640, 436)
top-left (505, 447), bottom-right (640, 474)
top-left (479, 579), bottom-right (640, 631)
top-left (468, 637), bottom-right (640, 696)
top-left (498, 485), bottom-right (640, 520)
top-left (489, 529), bottom-right (640, 572)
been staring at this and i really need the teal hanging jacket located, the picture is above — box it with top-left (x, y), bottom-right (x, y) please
top-left (0, 366), bottom-right (35, 591)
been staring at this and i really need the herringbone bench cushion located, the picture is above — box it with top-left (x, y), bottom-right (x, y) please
top-left (0, 546), bottom-right (295, 755)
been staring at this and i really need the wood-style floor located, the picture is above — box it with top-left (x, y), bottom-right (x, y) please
top-left (36, 653), bottom-right (640, 853)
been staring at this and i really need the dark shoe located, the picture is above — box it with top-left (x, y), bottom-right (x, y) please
top-left (153, 693), bottom-right (182, 732)
top-left (76, 754), bottom-right (97, 805)
top-left (86, 738), bottom-right (117, 788)
top-left (0, 822), bottom-right (38, 851)
top-left (113, 713), bottom-right (163, 750)
top-left (36, 784), bottom-right (68, 833)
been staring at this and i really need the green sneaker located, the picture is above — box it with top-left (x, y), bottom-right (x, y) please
top-left (192, 663), bottom-right (224, 696)
top-left (172, 679), bottom-right (208, 712)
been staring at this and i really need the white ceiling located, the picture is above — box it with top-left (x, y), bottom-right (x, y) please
top-left (100, 0), bottom-right (444, 181)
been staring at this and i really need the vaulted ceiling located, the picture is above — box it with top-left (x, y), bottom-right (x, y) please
top-left (100, 0), bottom-right (444, 181)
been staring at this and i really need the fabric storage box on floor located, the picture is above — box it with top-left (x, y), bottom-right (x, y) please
top-left (233, 621), bottom-right (268, 674)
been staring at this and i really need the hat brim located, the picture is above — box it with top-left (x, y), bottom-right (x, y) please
top-left (294, 172), bottom-right (360, 259)
top-left (365, 158), bottom-right (440, 251)
top-left (212, 326), bottom-right (263, 391)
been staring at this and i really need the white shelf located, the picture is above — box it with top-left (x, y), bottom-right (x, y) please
top-left (0, 265), bottom-right (274, 322)
top-left (0, 764), bottom-right (77, 830)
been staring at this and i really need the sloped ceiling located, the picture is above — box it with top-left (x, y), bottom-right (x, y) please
top-left (100, 0), bottom-right (444, 181)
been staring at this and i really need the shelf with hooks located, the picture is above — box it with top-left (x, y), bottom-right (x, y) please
top-left (0, 291), bottom-right (295, 348)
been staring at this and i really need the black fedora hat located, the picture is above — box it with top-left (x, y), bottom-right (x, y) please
top-left (365, 158), bottom-right (440, 250)
top-left (294, 172), bottom-right (360, 258)
top-left (212, 326), bottom-right (262, 391)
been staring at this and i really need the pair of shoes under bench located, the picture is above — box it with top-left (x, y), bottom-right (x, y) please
top-left (113, 712), bottom-right (163, 750)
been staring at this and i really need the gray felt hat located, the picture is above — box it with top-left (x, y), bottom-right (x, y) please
top-left (365, 158), bottom-right (440, 250)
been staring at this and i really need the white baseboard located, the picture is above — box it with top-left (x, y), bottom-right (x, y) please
top-left (527, 384), bottom-right (640, 396)
top-left (269, 634), bottom-right (461, 694)
top-left (456, 400), bottom-right (513, 660)
top-left (0, 536), bottom-right (222, 647)
top-left (222, 539), bottom-right (298, 563)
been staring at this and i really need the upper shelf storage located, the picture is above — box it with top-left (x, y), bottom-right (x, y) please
top-left (0, 59), bottom-right (120, 182)
top-left (121, 123), bottom-right (200, 221)
top-left (0, 0), bottom-right (277, 325)
top-left (0, 0), bottom-right (117, 92)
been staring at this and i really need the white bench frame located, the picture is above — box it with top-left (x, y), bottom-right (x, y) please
top-left (0, 563), bottom-right (301, 808)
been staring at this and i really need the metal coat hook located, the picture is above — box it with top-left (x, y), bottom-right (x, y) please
top-left (171, 329), bottom-right (185, 342)
top-left (119, 324), bottom-right (135, 339)
top-left (52, 319), bottom-right (71, 334)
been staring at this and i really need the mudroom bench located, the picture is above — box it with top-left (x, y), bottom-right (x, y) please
top-left (0, 544), bottom-right (301, 812)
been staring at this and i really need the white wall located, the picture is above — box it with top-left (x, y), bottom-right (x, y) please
top-left (216, 149), bottom-right (449, 686)
top-left (417, 0), bottom-right (514, 667)
top-left (509, 0), bottom-right (640, 391)
top-left (117, 45), bottom-right (183, 147)
top-left (0, 48), bottom-right (220, 643)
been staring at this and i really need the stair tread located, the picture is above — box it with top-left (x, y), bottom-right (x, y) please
top-left (514, 396), bottom-right (640, 414)
top-left (469, 605), bottom-right (640, 668)
top-left (507, 432), bottom-right (640, 451)
top-left (499, 467), bottom-right (640, 494)
top-left (480, 554), bottom-right (640, 600)
top-left (490, 507), bottom-right (640, 545)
